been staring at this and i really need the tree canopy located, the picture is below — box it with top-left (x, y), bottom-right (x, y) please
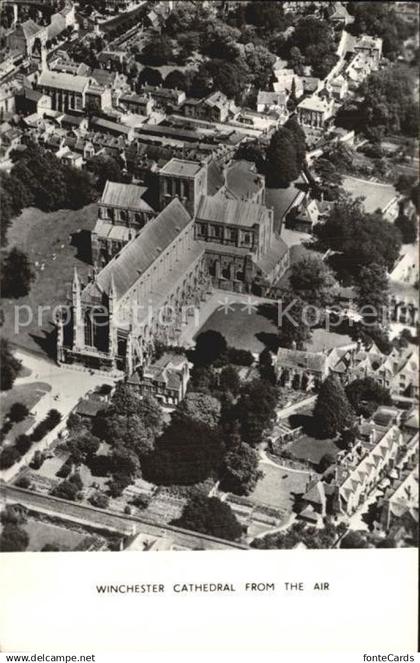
top-left (1, 247), bottom-right (35, 299)
top-left (313, 375), bottom-right (355, 438)
top-left (289, 255), bottom-right (338, 308)
top-left (220, 442), bottom-right (263, 496)
top-left (0, 338), bottom-right (21, 391)
top-left (172, 495), bottom-right (242, 541)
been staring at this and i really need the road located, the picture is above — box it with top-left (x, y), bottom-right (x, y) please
top-left (1, 482), bottom-right (248, 551)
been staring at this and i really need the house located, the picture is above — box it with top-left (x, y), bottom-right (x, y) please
top-left (182, 91), bottom-right (233, 123)
top-left (128, 352), bottom-right (190, 406)
top-left (141, 85), bottom-right (186, 108)
top-left (354, 35), bottom-right (382, 68)
top-left (297, 94), bottom-right (334, 128)
top-left (59, 148), bottom-right (84, 168)
top-left (118, 92), bottom-right (154, 116)
top-left (276, 347), bottom-right (330, 390)
top-left (285, 198), bottom-right (323, 232)
top-left (257, 91), bottom-right (288, 114)
top-left (272, 68), bottom-right (304, 97)
top-left (329, 74), bottom-right (349, 101)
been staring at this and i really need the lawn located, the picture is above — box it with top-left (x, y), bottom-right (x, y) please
top-left (287, 435), bottom-right (340, 466)
top-left (194, 303), bottom-right (279, 354)
top-left (2, 204), bottom-right (97, 356)
top-left (0, 381), bottom-right (51, 417)
top-left (24, 518), bottom-right (88, 551)
top-left (306, 328), bottom-right (352, 353)
top-left (248, 461), bottom-right (310, 512)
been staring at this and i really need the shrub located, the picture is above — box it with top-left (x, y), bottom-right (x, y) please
top-left (0, 445), bottom-right (21, 469)
top-left (15, 434), bottom-right (32, 455)
top-left (8, 402), bottom-right (29, 423)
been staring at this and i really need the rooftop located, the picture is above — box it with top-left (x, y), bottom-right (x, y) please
top-left (88, 198), bottom-right (192, 300)
top-left (159, 158), bottom-right (203, 178)
top-left (38, 70), bottom-right (90, 94)
top-left (196, 195), bottom-right (270, 228)
top-left (100, 181), bottom-right (153, 212)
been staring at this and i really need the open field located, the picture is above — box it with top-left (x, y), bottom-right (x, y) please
top-left (2, 204), bottom-right (97, 356)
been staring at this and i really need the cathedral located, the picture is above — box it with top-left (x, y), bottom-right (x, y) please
top-left (57, 157), bottom-right (290, 378)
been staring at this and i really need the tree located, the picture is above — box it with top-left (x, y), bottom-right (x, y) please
top-left (245, 45), bottom-right (276, 88)
top-left (194, 330), bottom-right (227, 366)
top-left (347, 2), bottom-right (414, 60)
top-left (89, 491), bottom-right (110, 509)
top-left (233, 379), bottom-right (278, 446)
top-left (51, 479), bottom-right (80, 501)
top-left (205, 58), bottom-right (251, 102)
top-left (395, 214), bottom-right (417, 244)
top-left (313, 376), bottom-right (355, 438)
top-left (289, 255), bottom-right (338, 308)
top-left (200, 21), bottom-right (240, 60)
top-left (8, 402), bottom-right (29, 423)
top-left (219, 365), bottom-right (241, 396)
top-left (108, 473), bottom-right (131, 498)
top-left (220, 442), bottom-right (263, 495)
top-left (110, 446), bottom-right (140, 479)
top-left (0, 524), bottom-right (29, 552)
top-left (136, 67), bottom-right (163, 90)
top-left (0, 339), bottom-right (21, 391)
top-left (164, 69), bottom-right (187, 91)
top-left (340, 530), bottom-right (368, 549)
top-left (143, 418), bottom-right (225, 485)
top-left (15, 434), bottom-right (32, 455)
top-left (318, 452), bottom-right (336, 473)
top-left (172, 495), bottom-right (242, 541)
top-left (346, 377), bottom-right (392, 417)
top-left (258, 348), bottom-right (276, 385)
top-left (141, 38), bottom-right (173, 66)
top-left (86, 154), bottom-right (124, 191)
top-left (1, 247), bottom-right (35, 298)
top-left (277, 294), bottom-right (314, 350)
top-left (173, 392), bottom-right (221, 428)
top-left (67, 431), bottom-right (100, 465)
top-left (356, 263), bottom-right (390, 330)
top-left (314, 198), bottom-right (402, 276)
top-left (245, 1), bottom-right (287, 31)
top-left (266, 127), bottom-right (300, 187)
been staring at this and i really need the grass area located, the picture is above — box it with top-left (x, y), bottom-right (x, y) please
top-left (288, 435), bottom-right (340, 466)
top-left (194, 303), bottom-right (279, 354)
top-left (2, 204), bottom-right (97, 355)
top-left (248, 462), bottom-right (310, 512)
top-left (0, 381), bottom-right (51, 417)
top-left (306, 328), bottom-right (352, 353)
top-left (24, 518), bottom-right (87, 552)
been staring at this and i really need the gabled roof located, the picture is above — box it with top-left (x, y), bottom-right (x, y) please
top-left (89, 198), bottom-right (192, 300)
top-left (20, 19), bottom-right (43, 40)
top-left (196, 194), bottom-right (270, 228)
top-left (38, 70), bottom-right (90, 94)
top-left (100, 180), bottom-right (153, 212)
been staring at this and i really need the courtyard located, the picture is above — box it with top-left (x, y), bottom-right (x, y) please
top-left (194, 301), bottom-right (279, 354)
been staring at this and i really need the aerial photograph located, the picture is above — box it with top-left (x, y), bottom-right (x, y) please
top-left (0, 0), bottom-right (418, 553)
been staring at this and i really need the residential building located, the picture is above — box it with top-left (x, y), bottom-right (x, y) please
top-left (297, 94), bottom-right (334, 128)
top-left (128, 352), bottom-right (190, 406)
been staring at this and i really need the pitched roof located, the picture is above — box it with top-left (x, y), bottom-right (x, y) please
top-left (276, 348), bottom-right (328, 373)
top-left (206, 159), bottom-right (224, 196)
top-left (38, 70), bottom-right (90, 94)
top-left (90, 198), bottom-right (191, 300)
top-left (100, 181), bottom-right (153, 212)
top-left (196, 195), bottom-right (270, 228)
top-left (21, 19), bottom-right (43, 40)
top-left (224, 160), bottom-right (264, 200)
top-left (160, 158), bottom-right (202, 177)
top-left (256, 235), bottom-right (289, 275)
